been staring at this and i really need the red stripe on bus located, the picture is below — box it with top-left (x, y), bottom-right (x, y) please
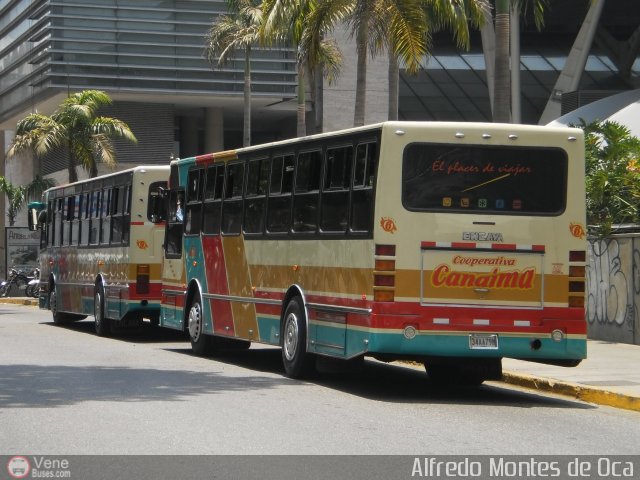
top-left (450, 242), bottom-right (476, 249)
top-left (130, 221), bottom-right (145, 226)
top-left (202, 235), bottom-right (235, 336)
top-left (195, 153), bottom-right (214, 163)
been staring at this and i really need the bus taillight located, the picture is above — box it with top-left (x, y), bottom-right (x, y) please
top-left (568, 251), bottom-right (585, 308)
top-left (136, 264), bottom-right (150, 294)
top-left (374, 244), bottom-right (396, 302)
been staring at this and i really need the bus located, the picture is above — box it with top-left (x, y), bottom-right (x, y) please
top-left (28, 166), bottom-right (169, 336)
top-left (154, 121), bottom-right (587, 384)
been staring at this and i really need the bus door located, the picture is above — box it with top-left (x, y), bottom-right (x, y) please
top-left (160, 188), bottom-right (186, 329)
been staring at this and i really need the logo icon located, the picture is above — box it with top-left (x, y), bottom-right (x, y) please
top-left (137, 240), bottom-right (149, 249)
top-left (7, 456), bottom-right (30, 479)
top-left (570, 222), bottom-right (586, 239)
top-left (380, 217), bottom-right (397, 234)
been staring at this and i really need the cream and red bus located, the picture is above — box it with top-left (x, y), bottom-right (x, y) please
top-left (155, 121), bottom-right (586, 384)
top-left (29, 166), bottom-right (169, 336)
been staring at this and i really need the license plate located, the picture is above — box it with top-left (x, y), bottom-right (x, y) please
top-left (469, 334), bottom-right (499, 350)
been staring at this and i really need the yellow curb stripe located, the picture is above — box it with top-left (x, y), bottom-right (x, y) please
top-left (502, 371), bottom-right (640, 412)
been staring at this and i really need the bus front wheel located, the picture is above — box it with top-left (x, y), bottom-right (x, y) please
top-left (281, 297), bottom-right (315, 379)
top-left (94, 286), bottom-right (111, 337)
top-left (188, 297), bottom-right (216, 356)
top-left (49, 286), bottom-right (84, 324)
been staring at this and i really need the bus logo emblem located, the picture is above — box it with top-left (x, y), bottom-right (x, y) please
top-left (570, 223), bottom-right (586, 239)
top-left (380, 217), bottom-right (397, 234)
top-left (137, 240), bottom-right (149, 249)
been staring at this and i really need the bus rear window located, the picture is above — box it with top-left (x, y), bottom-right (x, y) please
top-left (402, 143), bottom-right (567, 215)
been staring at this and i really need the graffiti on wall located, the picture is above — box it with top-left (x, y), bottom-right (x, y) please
top-left (586, 237), bottom-right (640, 344)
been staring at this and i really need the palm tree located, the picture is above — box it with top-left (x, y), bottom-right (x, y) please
top-left (492, 0), bottom-right (547, 122)
top-left (305, 0), bottom-right (474, 127)
top-left (0, 175), bottom-right (55, 226)
top-left (205, 0), bottom-right (263, 147)
top-left (261, 0), bottom-right (343, 137)
top-left (7, 90), bottom-right (137, 182)
top-left (387, 0), bottom-right (489, 120)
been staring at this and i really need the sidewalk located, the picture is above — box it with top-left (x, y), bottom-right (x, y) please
top-left (1, 297), bottom-right (638, 411)
top-left (502, 340), bottom-right (640, 412)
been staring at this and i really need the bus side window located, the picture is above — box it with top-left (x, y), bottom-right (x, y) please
top-left (100, 188), bottom-right (111, 245)
top-left (244, 157), bottom-right (269, 235)
top-left (62, 196), bottom-right (71, 246)
top-left (267, 154), bottom-right (294, 234)
top-left (80, 192), bottom-right (90, 246)
top-left (71, 194), bottom-right (81, 246)
top-left (54, 198), bottom-right (63, 247)
top-left (351, 141), bottom-right (378, 233)
top-left (221, 161), bottom-right (244, 235)
top-left (110, 186), bottom-right (124, 245)
top-left (293, 149), bottom-right (322, 233)
top-left (203, 164), bottom-right (223, 235)
top-left (122, 185), bottom-right (132, 244)
top-left (185, 169), bottom-right (204, 235)
top-left (89, 191), bottom-right (101, 245)
top-left (320, 145), bottom-right (353, 233)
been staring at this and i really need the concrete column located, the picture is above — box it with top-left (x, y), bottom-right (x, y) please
top-left (179, 115), bottom-right (199, 158)
top-left (205, 108), bottom-right (224, 153)
top-left (539, 0), bottom-right (606, 124)
top-left (1, 131), bottom-right (6, 277)
top-left (480, 9), bottom-right (496, 117)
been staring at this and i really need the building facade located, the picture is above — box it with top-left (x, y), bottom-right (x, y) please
top-left (0, 0), bottom-right (639, 275)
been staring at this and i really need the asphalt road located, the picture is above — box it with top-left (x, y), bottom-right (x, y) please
top-left (2, 304), bottom-right (639, 457)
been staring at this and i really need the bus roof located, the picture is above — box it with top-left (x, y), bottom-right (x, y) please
top-left (42, 165), bottom-right (170, 195)
top-left (170, 120), bottom-right (584, 166)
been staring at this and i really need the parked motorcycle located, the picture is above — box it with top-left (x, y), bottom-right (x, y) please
top-left (0, 268), bottom-right (30, 297)
top-left (25, 267), bottom-right (40, 298)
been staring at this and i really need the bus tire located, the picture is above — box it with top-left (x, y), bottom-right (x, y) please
top-left (188, 296), bottom-right (216, 356)
top-left (94, 285), bottom-right (111, 337)
top-left (281, 297), bottom-right (315, 379)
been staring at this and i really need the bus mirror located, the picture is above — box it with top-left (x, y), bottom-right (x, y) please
top-left (28, 208), bottom-right (39, 231)
top-left (27, 201), bottom-right (46, 231)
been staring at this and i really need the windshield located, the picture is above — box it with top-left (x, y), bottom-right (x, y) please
top-left (402, 143), bottom-right (567, 215)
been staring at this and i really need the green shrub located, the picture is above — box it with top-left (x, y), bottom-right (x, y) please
top-left (580, 120), bottom-right (640, 237)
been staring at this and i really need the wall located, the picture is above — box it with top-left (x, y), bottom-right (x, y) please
top-left (587, 235), bottom-right (640, 344)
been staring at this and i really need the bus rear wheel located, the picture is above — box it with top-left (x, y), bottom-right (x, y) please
top-left (281, 297), bottom-right (315, 379)
top-left (188, 297), bottom-right (216, 356)
top-left (94, 286), bottom-right (111, 337)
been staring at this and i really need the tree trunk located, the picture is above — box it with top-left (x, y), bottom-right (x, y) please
top-left (493, 0), bottom-right (511, 122)
top-left (388, 50), bottom-right (399, 121)
top-left (67, 141), bottom-right (78, 183)
top-left (307, 62), bottom-right (316, 135)
top-left (297, 62), bottom-right (307, 137)
top-left (243, 47), bottom-right (252, 147)
top-left (353, 19), bottom-right (368, 127)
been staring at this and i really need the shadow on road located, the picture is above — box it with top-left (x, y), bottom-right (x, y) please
top-left (167, 347), bottom-right (596, 411)
top-left (42, 319), bottom-right (187, 343)
top-left (0, 362), bottom-right (291, 409)
top-left (35, 320), bottom-right (595, 411)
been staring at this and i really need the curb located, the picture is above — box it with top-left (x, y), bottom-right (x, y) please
top-left (0, 298), bottom-right (39, 306)
top-left (502, 371), bottom-right (640, 412)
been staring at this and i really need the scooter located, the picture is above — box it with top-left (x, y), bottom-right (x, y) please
top-left (25, 267), bottom-right (40, 298)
